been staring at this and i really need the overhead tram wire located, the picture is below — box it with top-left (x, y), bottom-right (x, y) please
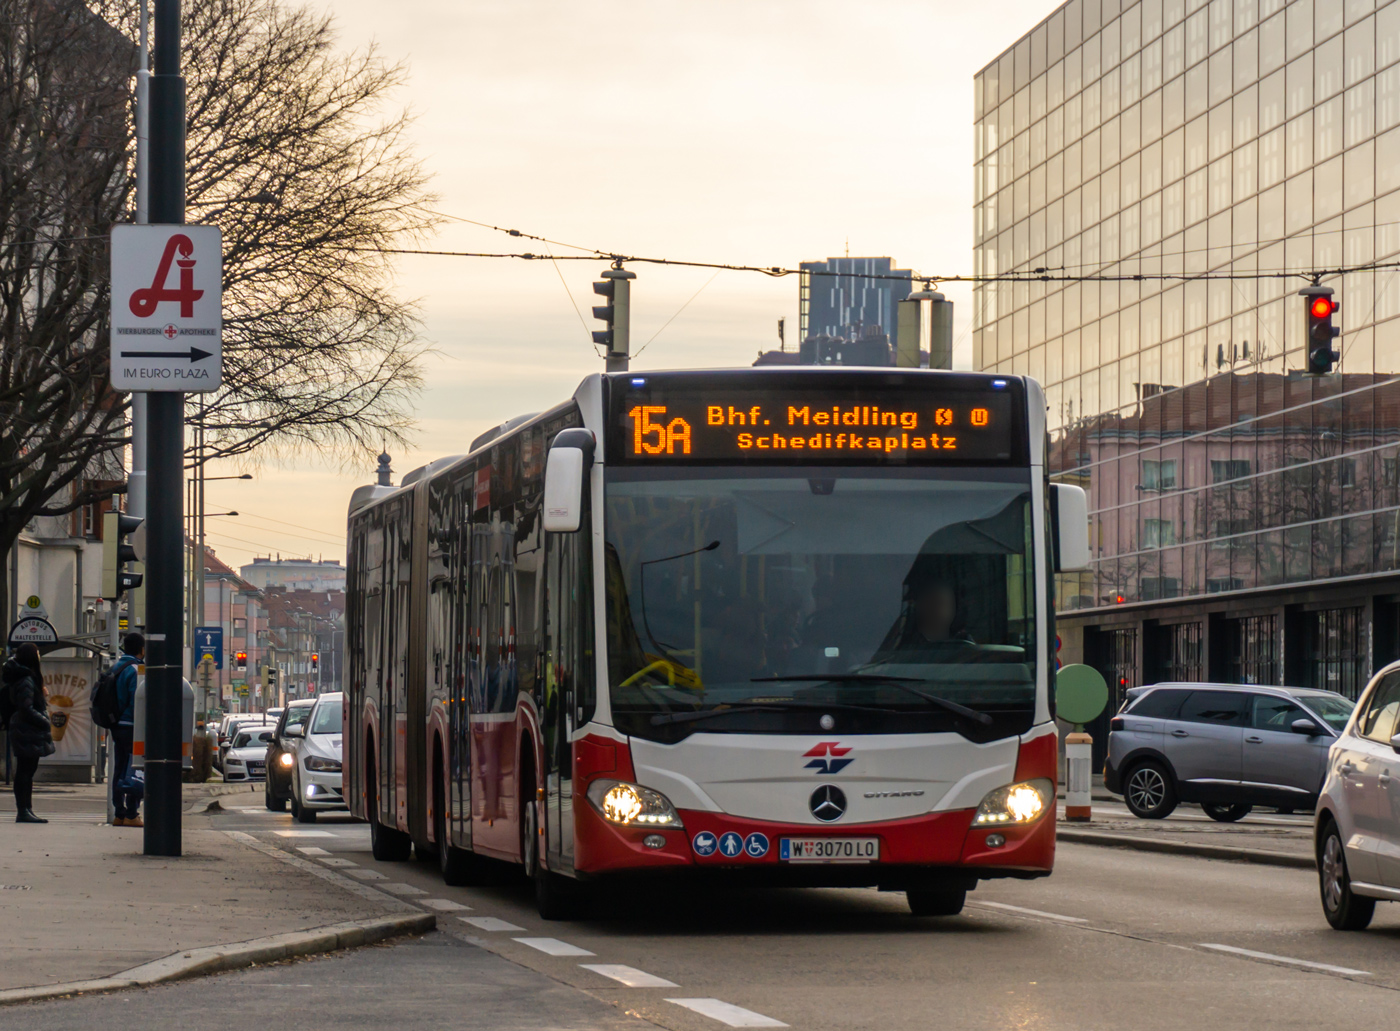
top-left (353, 244), bottom-right (1400, 288)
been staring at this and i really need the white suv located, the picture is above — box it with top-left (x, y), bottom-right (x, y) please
top-left (1316, 662), bottom-right (1400, 929)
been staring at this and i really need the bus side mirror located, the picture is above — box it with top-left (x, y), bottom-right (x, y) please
top-left (543, 428), bottom-right (596, 533)
top-left (1051, 483), bottom-right (1091, 572)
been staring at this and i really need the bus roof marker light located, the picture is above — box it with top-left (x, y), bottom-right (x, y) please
top-left (992, 379), bottom-right (1008, 388)
top-left (630, 377), bottom-right (647, 387)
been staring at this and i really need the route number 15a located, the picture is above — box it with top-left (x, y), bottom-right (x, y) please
top-left (629, 406), bottom-right (693, 456)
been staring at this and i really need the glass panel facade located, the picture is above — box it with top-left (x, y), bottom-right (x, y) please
top-left (975, 0), bottom-right (1400, 614)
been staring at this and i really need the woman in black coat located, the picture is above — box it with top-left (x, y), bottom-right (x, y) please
top-left (4, 642), bottom-right (53, 823)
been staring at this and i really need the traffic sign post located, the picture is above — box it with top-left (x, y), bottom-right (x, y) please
top-left (1055, 664), bottom-right (1110, 823)
top-left (110, 224), bottom-right (222, 391)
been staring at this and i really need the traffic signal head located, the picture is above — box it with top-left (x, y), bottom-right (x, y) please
top-left (591, 267), bottom-right (634, 358)
top-left (1300, 285), bottom-right (1340, 375)
top-left (101, 510), bottom-right (144, 600)
top-left (311, 653), bottom-right (319, 672)
top-left (235, 651), bottom-right (248, 670)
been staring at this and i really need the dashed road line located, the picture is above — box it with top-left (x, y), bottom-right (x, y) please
top-left (316, 857), bottom-right (358, 868)
top-left (666, 998), bottom-right (788, 1027)
top-left (1198, 943), bottom-right (1371, 977)
top-left (461, 916), bottom-right (525, 932)
top-left (273, 830), bottom-right (334, 837)
top-left (513, 937), bottom-right (595, 957)
top-left (974, 900), bottom-right (1088, 923)
top-left (344, 869), bottom-right (387, 880)
top-left (295, 846), bottom-right (330, 855)
top-left (420, 898), bottom-right (471, 912)
top-left (580, 964), bottom-right (677, 987)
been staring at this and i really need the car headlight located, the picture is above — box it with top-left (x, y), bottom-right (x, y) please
top-left (278, 753), bottom-right (295, 768)
top-left (973, 778), bottom-right (1053, 826)
top-left (304, 756), bottom-right (342, 773)
top-left (226, 757), bottom-right (244, 766)
top-left (586, 779), bottom-right (683, 828)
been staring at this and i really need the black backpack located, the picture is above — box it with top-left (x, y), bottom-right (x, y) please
top-left (91, 660), bottom-right (128, 730)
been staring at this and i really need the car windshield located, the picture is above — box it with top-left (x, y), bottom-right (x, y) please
top-left (1297, 693), bottom-right (1355, 731)
top-left (234, 730), bottom-right (273, 748)
top-left (285, 706), bottom-right (312, 730)
top-left (310, 699), bottom-right (342, 735)
top-left (605, 467), bottom-right (1037, 740)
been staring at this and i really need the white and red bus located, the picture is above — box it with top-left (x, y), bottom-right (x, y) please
top-left (345, 368), bottom-right (1088, 918)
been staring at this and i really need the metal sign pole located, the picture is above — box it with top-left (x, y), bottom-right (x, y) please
top-left (144, 0), bottom-right (187, 857)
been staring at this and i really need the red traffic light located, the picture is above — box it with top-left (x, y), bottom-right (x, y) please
top-left (1310, 296), bottom-right (1336, 318)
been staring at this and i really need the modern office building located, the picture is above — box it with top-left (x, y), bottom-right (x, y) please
top-left (239, 556), bottom-right (346, 593)
top-left (797, 256), bottom-right (913, 365)
top-left (975, 0), bottom-right (1400, 718)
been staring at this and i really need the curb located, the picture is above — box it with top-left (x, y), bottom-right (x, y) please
top-left (0, 912), bottom-right (435, 1007)
top-left (1058, 828), bottom-right (1316, 870)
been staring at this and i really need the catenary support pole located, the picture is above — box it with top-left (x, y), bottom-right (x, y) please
top-left (144, 0), bottom-right (186, 857)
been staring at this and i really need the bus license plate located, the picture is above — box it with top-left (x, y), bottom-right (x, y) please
top-left (780, 837), bottom-right (879, 863)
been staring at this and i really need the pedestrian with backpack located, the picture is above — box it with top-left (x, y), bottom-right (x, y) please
top-left (107, 633), bottom-right (145, 827)
top-left (4, 642), bottom-right (54, 823)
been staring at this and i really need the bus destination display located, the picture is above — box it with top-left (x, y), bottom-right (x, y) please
top-left (617, 389), bottom-right (1016, 463)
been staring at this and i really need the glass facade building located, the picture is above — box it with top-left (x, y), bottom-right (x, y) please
top-left (974, 0), bottom-right (1400, 712)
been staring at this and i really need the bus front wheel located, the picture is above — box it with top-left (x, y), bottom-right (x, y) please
top-left (907, 888), bottom-right (967, 917)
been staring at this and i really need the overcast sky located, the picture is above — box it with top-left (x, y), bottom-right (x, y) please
top-left (202, 0), bottom-right (1063, 570)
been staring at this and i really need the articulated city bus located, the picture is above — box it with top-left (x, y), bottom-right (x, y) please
top-left (344, 368), bottom-right (1089, 918)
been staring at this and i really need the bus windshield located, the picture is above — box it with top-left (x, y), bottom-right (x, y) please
top-left (604, 467), bottom-right (1038, 740)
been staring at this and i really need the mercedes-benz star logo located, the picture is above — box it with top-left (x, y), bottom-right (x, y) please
top-left (810, 785), bottom-right (847, 823)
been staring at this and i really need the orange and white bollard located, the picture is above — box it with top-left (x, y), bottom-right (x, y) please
top-left (1064, 731), bottom-right (1093, 822)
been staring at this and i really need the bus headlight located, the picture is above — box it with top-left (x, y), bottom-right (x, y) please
top-left (973, 778), bottom-right (1053, 826)
top-left (586, 779), bottom-right (683, 828)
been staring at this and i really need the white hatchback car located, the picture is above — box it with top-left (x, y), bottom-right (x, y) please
top-left (223, 726), bottom-right (276, 782)
top-left (1316, 661), bottom-right (1400, 929)
top-left (284, 692), bottom-right (344, 823)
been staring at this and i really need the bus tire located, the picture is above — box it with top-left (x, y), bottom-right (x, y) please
top-left (526, 797), bottom-right (585, 920)
top-left (907, 888), bottom-right (967, 916)
top-left (366, 754), bottom-right (412, 862)
top-left (435, 759), bottom-right (483, 886)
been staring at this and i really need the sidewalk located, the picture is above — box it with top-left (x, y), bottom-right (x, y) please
top-left (1057, 776), bottom-right (1315, 868)
top-left (0, 785), bottom-right (403, 994)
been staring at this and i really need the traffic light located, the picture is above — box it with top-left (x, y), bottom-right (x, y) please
top-left (1300, 285), bottom-right (1340, 374)
top-left (234, 651), bottom-right (247, 671)
top-left (591, 267), bottom-right (635, 366)
top-left (310, 653), bottom-right (319, 672)
top-left (101, 511), bottom-right (144, 600)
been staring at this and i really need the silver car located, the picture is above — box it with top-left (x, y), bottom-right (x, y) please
top-left (1104, 682), bottom-right (1355, 821)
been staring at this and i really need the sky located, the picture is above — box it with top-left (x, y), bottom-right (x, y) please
top-left (201, 0), bottom-right (1064, 570)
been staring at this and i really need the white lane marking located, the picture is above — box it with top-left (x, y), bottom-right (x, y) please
top-left (295, 846), bottom-right (330, 855)
top-left (581, 964), bottom-right (678, 988)
top-left (512, 937), bottom-right (595, 957)
top-left (974, 900), bottom-right (1088, 923)
top-left (343, 868), bottom-right (387, 880)
top-left (420, 898), bottom-right (471, 912)
top-left (666, 998), bottom-right (788, 1028)
top-left (316, 857), bottom-right (358, 867)
top-left (460, 916), bottom-right (524, 932)
top-left (378, 883), bottom-right (428, 896)
top-left (273, 830), bottom-right (334, 837)
top-left (1198, 944), bottom-right (1371, 977)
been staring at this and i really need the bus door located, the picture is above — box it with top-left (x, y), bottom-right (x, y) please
top-left (542, 530), bottom-right (580, 870)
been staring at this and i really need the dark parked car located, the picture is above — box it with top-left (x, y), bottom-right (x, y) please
top-left (264, 699), bottom-right (315, 812)
top-left (1105, 682), bottom-right (1355, 821)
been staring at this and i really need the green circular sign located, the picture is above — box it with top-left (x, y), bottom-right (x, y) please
top-left (1056, 663), bottom-right (1110, 725)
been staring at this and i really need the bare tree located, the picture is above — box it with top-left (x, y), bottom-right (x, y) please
top-left (179, 0), bottom-right (437, 462)
top-left (0, 0), bottom-right (133, 629)
top-left (0, 0), bottom-right (435, 628)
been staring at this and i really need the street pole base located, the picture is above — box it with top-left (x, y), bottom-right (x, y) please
top-left (1064, 806), bottom-right (1092, 822)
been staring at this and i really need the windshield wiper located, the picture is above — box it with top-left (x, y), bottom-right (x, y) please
top-left (650, 700), bottom-right (885, 726)
top-left (750, 674), bottom-right (994, 726)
